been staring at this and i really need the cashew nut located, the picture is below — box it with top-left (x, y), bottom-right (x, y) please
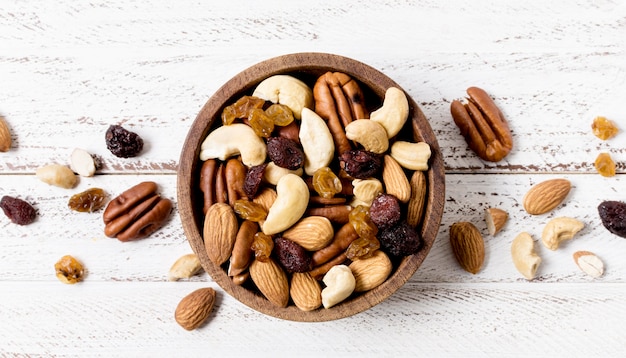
top-left (199, 123), bottom-right (267, 167)
top-left (390, 141), bottom-right (431, 171)
top-left (511, 232), bottom-right (542, 280)
top-left (370, 87), bottom-right (409, 138)
top-left (263, 162), bottom-right (303, 186)
top-left (321, 264), bottom-right (355, 309)
top-left (350, 178), bottom-right (383, 207)
top-left (541, 217), bottom-right (584, 250)
top-left (344, 119), bottom-right (389, 154)
top-left (299, 108), bottom-right (335, 176)
top-left (261, 173), bottom-right (309, 235)
top-left (252, 75), bottom-right (313, 119)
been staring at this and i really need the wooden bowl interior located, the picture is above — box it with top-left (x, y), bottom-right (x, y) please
top-left (177, 53), bottom-right (445, 322)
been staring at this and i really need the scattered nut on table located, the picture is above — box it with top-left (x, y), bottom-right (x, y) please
top-left (511, 232), bottom-right (542, 280)
top-left (541, 216), bottom-right (584, 251)
top-left (450, 86), bottom-right (513, 162)
top-left (36, 164), bottom-right (78, 189)
top-left (103, 181), bottom-right (173, 242)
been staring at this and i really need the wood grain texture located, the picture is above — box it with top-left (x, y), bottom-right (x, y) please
top-left (0, 0), bottom-right (625, 356)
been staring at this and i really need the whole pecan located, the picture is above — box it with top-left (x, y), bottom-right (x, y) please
top-left (313, 72), bottom-right (368, 155)
top-left (450, 87), bottom-right (513, 162)
top-left (103, 181), bottom-right (172, 241)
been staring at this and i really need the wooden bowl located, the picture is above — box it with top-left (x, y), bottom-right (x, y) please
top-left (177, 53), bottom-right (445, 321)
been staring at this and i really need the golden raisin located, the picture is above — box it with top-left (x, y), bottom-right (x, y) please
top-left (54, 255), bottom-right (85, 284)
top-left (221, 95), bottom-right (265, 125)
top-left (592, 116), bottom-right (619, 140)
top-left (349, 205), bottom-right (378, 239)
top-left (265, 103), bottom-right (294, 127)
top-left (251, 232), bottom-right (273, 262)
top-left (312, 167), bottom-right (342, 199)
top-left (248, 108), bottom-right (275, 138)
top-left (233, 199), bottom-right (267, 222)
top-left (595, 152), bottom-right (616, 177)
top-left (68, 188), bottom-right (107, 212)
top-left (346, 236), bottom-right (381, 260)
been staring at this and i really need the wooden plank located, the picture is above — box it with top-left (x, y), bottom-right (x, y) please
top-left (0, 281), bottom-right (624, 356)
top-left (1, 173), bottom-right (623, 283)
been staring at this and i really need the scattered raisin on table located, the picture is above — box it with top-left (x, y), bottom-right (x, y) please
top-left (598, 200), bottom-right (626, 238)
top-left (68, 188), bottom-right (107, 212)
top-left (591, 116), bottom-right (619, 140)
top-left (339, 150), bottom-right (383, 179)
top-left (273, 237), bottom-right (312, 273)
top-left (379, 221), bottom-right (422, 257)
top-left (594, 152), bottom-right (616, 177)
top-left (267, 137), bottom-right (304, 170)
top-left (0, 195), bottom-right (37, 225)
top-left (105, 124), bottom-right (144, 158)
top-left (54, 255), bottom-right (85, 284)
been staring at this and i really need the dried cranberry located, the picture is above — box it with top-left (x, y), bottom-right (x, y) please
top-left (105, 124), bottom-right (144, 158)
top-left (598, 200), bottom-right (626, 238)
top-left (379, 221), bottom-right (422, 257)
top-left (339, 150), bottom-right (382, 179)
top-left (273, 237), bottom-right (312, 273)
top-left (369, 194), bottom-right (402, 230)
top-left (243, 163), bottom-right (267, 199)
top-left (267, 137), bottom-right (304, 170)
top-left (0, 196), bottom-right (37, 225)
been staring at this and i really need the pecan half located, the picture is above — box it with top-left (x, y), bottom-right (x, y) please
top-left (103, 181), bottom-right (172, 241)
top-left (313, 72), bottom-right (368, 155)
top-left (450, 87), bottom-right (513, 162)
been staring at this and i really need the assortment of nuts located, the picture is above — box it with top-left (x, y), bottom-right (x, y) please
top-left (197, 71), bottom-right (432, 311)
top-left (0, 62), bottom-right (622, 329)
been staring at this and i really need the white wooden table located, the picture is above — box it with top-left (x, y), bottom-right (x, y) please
top-left (1, 1), bottom-right (625, 356)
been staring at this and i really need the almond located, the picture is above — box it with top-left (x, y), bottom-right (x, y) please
top-left (0, 116), bottom-right (11, 152)
top-left (168, 253), bottom-right (202, 281)
top-left (449, 222), bottom-right (485, 274)
top-left (522, 178), bottom-right (571, 215)
top-left (282, 216), bottom-right (334, 251)
top-left (406, 170), bottom-right (427, 227)
top-left (349, 250), bottom-right (393, 292)
top-left (174, 287), bottom-right (216, 331)
top-left (203, 203), bottom-right (238, 265)
top-left (381, 155), bottom-right (411, 203)
top-left (290, 272), bottom-right (322, 311)
top-left (573, 250), bottom-right (604, 278)
top-left (485, 207), bottom-right (508, 236)
top-left (249, 257), bottom-right (290, 308)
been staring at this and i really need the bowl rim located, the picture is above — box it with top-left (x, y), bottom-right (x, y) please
top-left (177, 52), bottom-right (445, 322)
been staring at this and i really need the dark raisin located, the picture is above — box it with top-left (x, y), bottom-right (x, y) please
top-left (267, 137), bottom-right (304, 170)
top-left (244, 163), bottom-right (267, 199)
top-left (369, 194), bottom-right (402, 230)
top-left (105, 124), bottom-right (144, 158)
top-left (379, 221), bottom-right (422, 257)
top-left (0, 195), bottom-right (37, 225)
top-left (273, 237), bottom-right (312, 273)
top-left (339, 150), bottom-right (382, 179)
top-left (598, 200), bottom-right (626, 238)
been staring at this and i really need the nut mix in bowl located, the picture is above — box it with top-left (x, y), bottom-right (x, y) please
top-left (177, 53), bottom-right (445, 321)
